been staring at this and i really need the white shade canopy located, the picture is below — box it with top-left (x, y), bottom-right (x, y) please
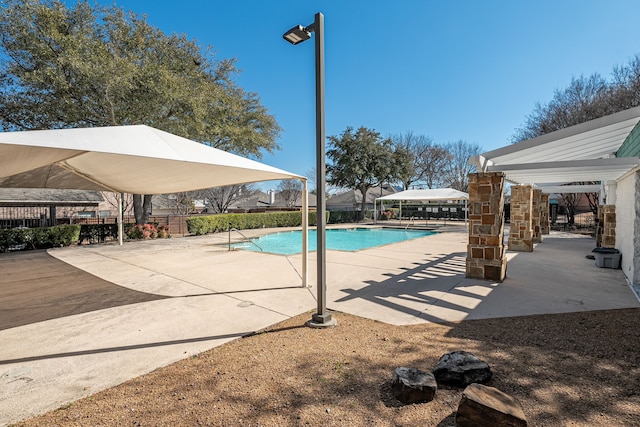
top-left (473, 106), bottom-right (640, 186)
top-left (376, 188), bottom-right (469, 202)
top-left (0, 124), bottom-right (310, 284)
top-left (0, 125), bottom-right (303, 194)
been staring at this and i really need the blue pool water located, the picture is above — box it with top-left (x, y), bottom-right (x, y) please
top-left (231, 227), bottom-right (436, 255)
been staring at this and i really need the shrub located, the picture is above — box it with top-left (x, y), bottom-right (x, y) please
top-left (49, 225), bottom-right (82, 247)
top-left (157, 225), bottom-right (170, 238)
top-left (186, 211), bottom-right (326, 235)
top-left (0, 225), bottom-right (81, 252)
top-left (79, 224), bottom-right (119, 244)
top-left (125, 223), bottom-right (171, 240)
top-left (327, 210), bottom-right (360, 224)
top-left (379, 210), bottom-right (394, 221)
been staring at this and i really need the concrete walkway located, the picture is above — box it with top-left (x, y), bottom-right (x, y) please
top-left (1, 225), bottom-right (638, 425)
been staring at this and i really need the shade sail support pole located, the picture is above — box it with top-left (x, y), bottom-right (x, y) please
top-left (301, 179), bottom-right (309, 288)
top-left (118, 193), bottom-right (124, 246)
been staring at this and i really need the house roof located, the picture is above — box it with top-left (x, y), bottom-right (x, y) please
top-left (271, 192), bottom-right (317, 208)
top-left (473, 106), bottom-right (640, 186)
top-left (0, 188), bottom-right (103, 207)
top-left (327, 186), bottom-right (397, 206)
top-left (151, 194), bottom-right (206, 210)
top-left (231, 191), bottom-right (317, 209)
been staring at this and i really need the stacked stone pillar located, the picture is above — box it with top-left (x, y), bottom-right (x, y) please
top-left (466, 172), bottom-right (507, 282)
top-left (600, 205), bottom-right (616, 248)
top-left (531, 189), bottom-right (542, 244)
top-left (540, 193), bottom-right (550, 235)
top-left (596, 206), bottom-right (604, 247)
top-left (508, 185), bottom-right (534, 252)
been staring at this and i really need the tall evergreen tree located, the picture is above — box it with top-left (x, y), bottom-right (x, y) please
top-left (327, 127), bottom-right (397, 220)
top-left (0, 0), bottom-right (281, 223)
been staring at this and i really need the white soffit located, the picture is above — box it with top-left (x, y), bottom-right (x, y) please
top-left (478, 107), bottom-right (640, 185)
top-left (487, 158), bottom-right (640, 184)
top-left (534, 184), bottom-right (603, 194)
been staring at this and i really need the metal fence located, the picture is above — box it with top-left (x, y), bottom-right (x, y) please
top-left (0, 211), bottom-right (196, 236)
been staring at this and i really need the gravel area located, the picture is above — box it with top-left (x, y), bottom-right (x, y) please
top-left (14, 307), bottom-right (640, 426)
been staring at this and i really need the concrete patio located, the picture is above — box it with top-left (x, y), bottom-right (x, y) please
top-left (1, 225), bottom-right (638, 426)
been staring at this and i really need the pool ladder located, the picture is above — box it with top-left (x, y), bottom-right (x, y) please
top-left (228, 227), bottom-right (263, 252)
top-left (405, 217), bottom-right (415, 229)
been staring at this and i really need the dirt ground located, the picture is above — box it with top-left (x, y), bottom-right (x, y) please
top-left (3, 247), bottom-right (640, 426)
top-left (11, 307), bottom-right (640, 427)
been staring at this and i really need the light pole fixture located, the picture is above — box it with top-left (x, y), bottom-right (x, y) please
top-left (283, 12), bottom-right (336, 328)
top-left (283, 25), bottom-right (311, 45)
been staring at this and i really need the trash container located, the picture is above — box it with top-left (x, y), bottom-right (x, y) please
top-left (592, 247), bottom-right (621, 269)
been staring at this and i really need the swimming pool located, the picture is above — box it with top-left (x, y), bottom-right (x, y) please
top-left (231, 227), bottom-right (436, 255)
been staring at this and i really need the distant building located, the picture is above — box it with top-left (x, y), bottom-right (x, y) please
top-left (326, 185), bottom-right (397, 212)
top-left (150, 194), bottom-right (206, 215)
top-left (228, 190), bottom-right (317, 212)
top-left (0, 188), bottom-right (103, 228)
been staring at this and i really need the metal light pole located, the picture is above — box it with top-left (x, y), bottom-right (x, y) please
top-left (283, 12), bottom-right (335, 327)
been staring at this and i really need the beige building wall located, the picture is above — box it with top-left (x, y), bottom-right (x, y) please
top-left (615, 172), bottom-right (640, 287)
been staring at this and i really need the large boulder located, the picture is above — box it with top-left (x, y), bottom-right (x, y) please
top-left (432, 351), bottom-right (492, 387)
top-left (456, 383), bottom-right (527, 426)
top-left (391, 367), bottom-right (437, 404)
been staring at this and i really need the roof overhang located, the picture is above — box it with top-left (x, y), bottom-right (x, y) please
top-left (473, 106), bottom-right (640, 187)
top-left (485, 158), bottom-right (640, 184)
top-left (533, 184), bottom-right (604, 194)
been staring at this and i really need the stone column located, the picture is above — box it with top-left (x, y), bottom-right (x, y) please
top-left (466, 172), bottom-right (507, 282)
top-left (596, 205), bottom-right (604, 247)
top-left (531, 189), bottom-right (542, 244)
top-left (601, 205), bottom-right (616, 248)
top-left (540, 193), bottom-right (550, 235)
top-left (508, 185), bottom-right (533, 252)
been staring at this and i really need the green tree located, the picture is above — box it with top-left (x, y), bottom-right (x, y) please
top-left (0, 0), bottom-right (281, 224)
top-left (327, 127), bottom-right (396, 220)
top-left (389, 134), bottom-right (416, 190)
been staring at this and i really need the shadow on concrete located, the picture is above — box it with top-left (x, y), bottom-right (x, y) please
top-left (335, 251), bottom-right (494, 325)
top-left (0, 330), bottom-right (253, 366)
top-left (0, 250), bottom-right (167, 331)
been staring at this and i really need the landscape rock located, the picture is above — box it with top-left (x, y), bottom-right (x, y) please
top-left (391, 367), bottom-right (437, 404)
top-left (432, 351), bottom-right (492, 387)
top-left (456, 383), bottom-right (527, 427)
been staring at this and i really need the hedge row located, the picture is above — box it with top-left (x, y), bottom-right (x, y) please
top-left (186, 211), bottom-right (324, 236)
top-left (79, 224), bottom-right (120, 244)
top-left (326, 210), bottom-right (361, 224)
top-left (0, 225), bottom-right (81, 253)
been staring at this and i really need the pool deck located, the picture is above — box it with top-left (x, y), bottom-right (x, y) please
top-left (1, 224), bottom-right (639, 425)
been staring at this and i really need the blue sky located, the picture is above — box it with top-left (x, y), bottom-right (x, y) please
top-left (103, 0), bottom-right (640, 189)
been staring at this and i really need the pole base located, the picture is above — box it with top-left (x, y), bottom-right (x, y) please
top-left (306, 312), bottom-right (337, 328)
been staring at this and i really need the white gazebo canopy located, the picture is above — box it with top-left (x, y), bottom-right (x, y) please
top-left (472, 106), bottom-right (640, 187)
top-left (0, 124), bottom-right (310, 285)
top-left (376, 188), bottom-right (469, 202)
top-left (374, 188), bottom-right (469, 224)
